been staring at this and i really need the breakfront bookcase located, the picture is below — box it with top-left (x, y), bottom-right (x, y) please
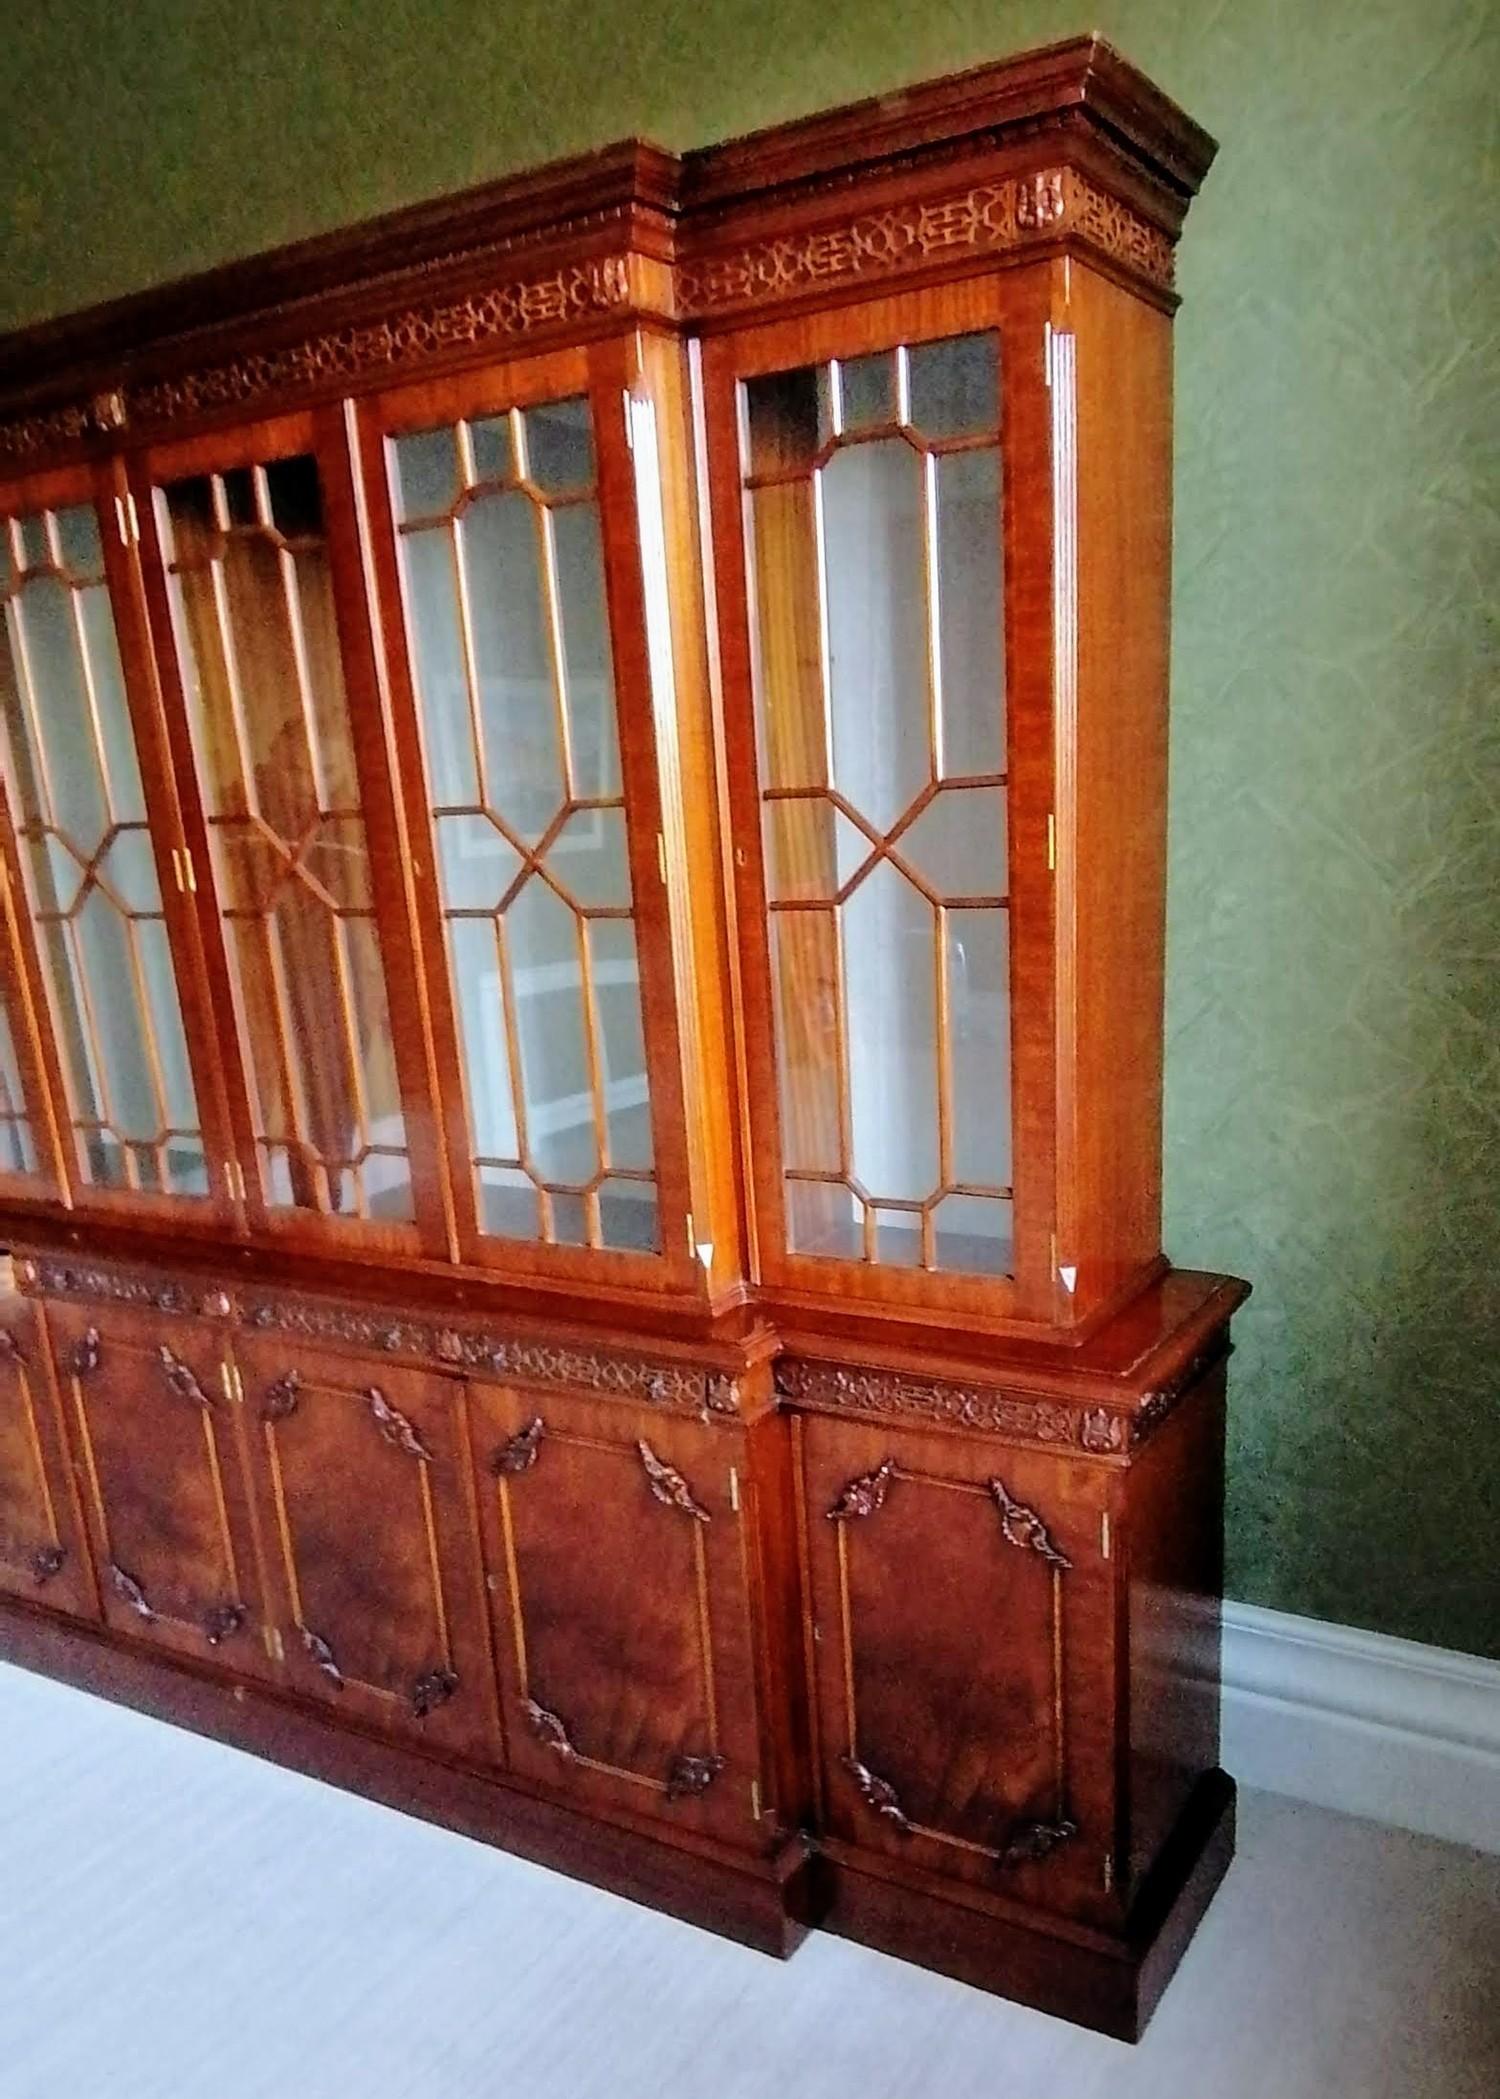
top-left (0, 36), bottom-right (1246, 2038)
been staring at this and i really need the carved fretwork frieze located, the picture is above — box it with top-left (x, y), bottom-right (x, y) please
top-left (26, 1258), bottom-right (197, 1317)
top-left (778, 1358), bottom-right (1146, 1457)
top-left (638, 1439), bottom-right (712, 1522)
top-left (492, 1417), bottom-right (545, 1475)
top-left (826, 1457), bottom-right (896, 1523)
top-left (665, 1751), bottom-right (726, 1802)
top-left (676, 167), bottom-right (1173, 320)
top-left (840, 1753), bottom-right (911, 1832)
top-left (524, 1698), bottom-right (577, 1760)
top-left (989, 1478), bottom-right (1071, 1571)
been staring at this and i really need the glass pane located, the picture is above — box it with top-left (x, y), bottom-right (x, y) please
top-left (743, 343), bottom-right (1011, 1278)
top-left (158, 456), bottom-right (412, 1222)
top-left (0, 993), bottom-right (37, 1176)
top-left (0, 500), bottom-right (205, 1195)
top-left (394, 396), bottom-right (659, 1252)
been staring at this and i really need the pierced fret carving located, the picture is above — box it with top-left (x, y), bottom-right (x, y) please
top-left (524, 1699), bottom-right (577, 1760)
top-left (366, 1387), bottom-right (432, 1463)
top-left (827, 1457), bottom-right (896, 1522)
top-left (302, 1627), bottom-right (344, 1687)
top-left (989, 1478), bottom-right (1071, 1570)
top-left (997, 1817), bottom-right (1078, 1870)
top-left (411, 1667), bottom-right (460, 1718)
top-left (31, 1543), bottom-right (66, 1585)
top-left (492, 1418), bottom-right (544, 1475)
top-left (202, 1601), bottom-right (247, 1647)
top-left (31, 1260), bottom-right (191, 1315)
top-left (840, 1754), bottom-right (911, 1832)
top-left (638, 1439), bottom-right (711, 1522)
top-left (69, 1327), bottom-right (102, 1378)
top-left (665, 1752), bottom-right (726, 1802)
top-left (261, 1370), bottom-right (302, 1424)
top-left (158, 1344), bottom-right (213, 1411)
top-left (109, 1564), bottom-right (155, 1620)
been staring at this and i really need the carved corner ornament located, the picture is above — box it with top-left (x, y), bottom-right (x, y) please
top-left (840, 1753), bottom-right (911, 1833)
top-left (366, 1386), bottom-right (433, 1463)
top-left (31, 1542), bottom-right (66, 1585)
top-left (158, 1344), bottom-right (213, 1411)
top-left (302, 1627), bottom-right (345, 1687)
top-left (412, 1667), bottom-right (460, 1718)
top-left (638, 1439), bottom-right (711, 1522)
top-left (524, 1698), bottom-right (577, 1760)
top-left (492, 1417), bottom-right (544, 1475)
top-left (826, 1456), bottom-right (897, 1523)
top-left (665, 1751), bottom-right (726, 1802)
top-left (261, 1369), bottom-right (302, 1423)
top-left (997, 1816), bottom-right (1078, 1870)
top-left (108, 1564), bottom-right (155, 1621)
top-left (988, 1478), bottom-right (1071, 1570)
top-left (202, 1601), bottom-right (247, 1647)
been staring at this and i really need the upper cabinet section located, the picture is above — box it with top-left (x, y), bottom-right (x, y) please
top-left (0, 37), bottom-right (1215, 1332)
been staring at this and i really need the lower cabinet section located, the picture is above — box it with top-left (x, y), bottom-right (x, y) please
top-left (0, 1296), bottom-right (94, 1620)
top-left (799, 1413), bottom-right (1117, 1925)
top-left (231, 1334), bottom-right (502, 1764)
top-left (44, 1299), bottom-right (274, 1675)
top-left (468, 1379), bottom-right (762, 1841)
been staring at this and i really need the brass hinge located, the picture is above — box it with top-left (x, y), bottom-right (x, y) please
top-left (750, 1777), bottom-right (762, 1821)
top-left (1103, 1851), bottom-right (1115, 1894)
top-left (170, 845), bottom-right (197, 895)
top-left (1043, 320), bottom-right (1053, 386)
top-left (263, 1625), bottom-right (285, 1664)
top-left (224, 1159), bottom-right (247, 1204)
top-left (728, 1465), bottom-right (741, 1514)
top-left (1101, 1511), bottom-right (1112, 1560)
top-left (220, 1358), bottom-right (244, 1406)
top-left (1046, 812), bottom-right (1056, 871)
top-left (114, 492), bottom-right (139, 546)
top-left (657, 831), bottom-right (668, 884)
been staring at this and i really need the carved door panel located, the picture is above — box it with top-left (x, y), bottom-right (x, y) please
top-left (44, 1298), bottom-right (272, 1671)
top-left (800, 1414), bottom-right (1115, 1922)
top-left (232, 1334), bottom-right (500, 1763)
top-left (468, 1380), bottom-right (761, 1840)
top-left (0, 1297), bottom-right (96, 1618)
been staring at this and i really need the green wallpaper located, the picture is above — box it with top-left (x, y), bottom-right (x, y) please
top-left (3, 2), bottom-right (1496, 1655)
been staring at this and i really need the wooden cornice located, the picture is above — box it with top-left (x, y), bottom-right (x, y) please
top-left (0, 36), bottom-right (1216, 467)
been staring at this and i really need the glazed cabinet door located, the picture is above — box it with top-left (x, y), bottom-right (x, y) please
top-left (43, 1297), bottom-right (272, 1670)
top-left (130, 411), bottom-right (448, 1258)
top-left (702, 276), bottom-right (1056, 1322)
top-left (799, 1412), bottom-right (1115, 1921)
top-left (468, 1379), bottom-right (761, 1840)
top-left (0, 1292), bottom-right (95, 1618)
top-left (0, 462), bottom-right (237, 1223)
top-left (355, 346), bottom-right (698, 1290)
top-left (231, 1333), bottom-right (499, 1762)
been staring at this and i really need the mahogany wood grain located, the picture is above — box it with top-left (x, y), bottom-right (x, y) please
top-left (0, 1291), bottom-right (96, 1618)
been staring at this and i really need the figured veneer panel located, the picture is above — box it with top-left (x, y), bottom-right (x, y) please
top-left (233, 1332), bottom-right (499, 1762)
top-left (800, 1412), bottom-right (1116, 1923)
top-left (0, 1303), bottom-right (95, 1618)
top-left (45, 1298), bottom-right (271, 1669)
top-left (469, 1377), bottom-right (762, 1841)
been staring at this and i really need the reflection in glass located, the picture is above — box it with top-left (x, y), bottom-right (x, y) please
top-left (157, 456), bottom-right (412, 1222)
top-left (0, 502), bottom-right (205, 1194)
top-left (0, 995), bottom-right (37, 1175)
top-left (743, 331), bottom-right (1013, 1279)
top-left (393, 397), bottom-right (658, 1254)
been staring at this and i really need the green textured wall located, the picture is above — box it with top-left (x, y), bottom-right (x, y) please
top-left (4, 3), bottom-right (1496, 1655)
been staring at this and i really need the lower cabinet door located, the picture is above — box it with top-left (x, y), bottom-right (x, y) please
top-left (468, 1379), bottom-right (762, 1841)
top-left (232, 1334), bottom-right (500, 1763)
top-left (0, 1298), bottom-right (96, 1620)
top-left (44, 1299), bottom-right (272, 1673)
top-left (800, 1414), bottom-right (1116, 1921)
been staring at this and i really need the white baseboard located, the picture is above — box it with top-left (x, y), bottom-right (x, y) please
top-left (1220, 1600), bottom-right (1500, 1855)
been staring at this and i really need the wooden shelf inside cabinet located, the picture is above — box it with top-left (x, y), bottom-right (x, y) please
top-left (0, 33), bottom-right (1242, 2042)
